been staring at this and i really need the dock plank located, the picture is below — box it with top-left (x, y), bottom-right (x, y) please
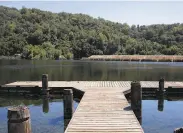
top-left (4, 81), bottom-right (183, 133)
top-left (65, 87), bottom-right (144, 133)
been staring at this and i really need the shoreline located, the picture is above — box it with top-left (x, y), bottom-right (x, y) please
top-left (2, 55), bottom-right (183, 62)
top-left (85, 55), bottom-right (183, 62)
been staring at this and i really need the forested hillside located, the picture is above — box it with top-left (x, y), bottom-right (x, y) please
top-left (0, 6), bottom-right (183, 59)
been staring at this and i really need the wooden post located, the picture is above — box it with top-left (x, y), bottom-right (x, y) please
top-left (174, 127), bottom-right (183, 133)
top-left (63, 89), bottom-right (73, 119)
top-left (7, 106), bottom-right (31, 133)
top-left (159, 78), bottom-right (165, 93)
top-left (42, 74), bottom-right (49, 95)
top-left (131, 81), bottom-right (142, 124)
top-left (157, 78), bottom-right (165, 112)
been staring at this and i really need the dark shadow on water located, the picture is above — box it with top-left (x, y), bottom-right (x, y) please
top-left (123, 106), bottom-right (132, 111)
top-left (42, 97), bottom-right (49, 113)
top-left (157, 93), bottom-right (165, 112)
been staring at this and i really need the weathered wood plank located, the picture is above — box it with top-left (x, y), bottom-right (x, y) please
top-left (6, 81), bottom-right (183, 89)
top-left (4, 81), bottom-right (183, 133)
top-left (65, 86), bottom-right (144, 133)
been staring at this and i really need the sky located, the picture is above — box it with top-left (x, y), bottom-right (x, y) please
top-left (0, 1), bottom-right (183, 25)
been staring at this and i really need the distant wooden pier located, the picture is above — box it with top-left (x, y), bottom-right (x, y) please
top-left (86, 55), bottom-right (183, 62)
top-left (2, 80), bottom-right (183, 133)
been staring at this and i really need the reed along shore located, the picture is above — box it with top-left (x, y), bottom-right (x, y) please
top-left (85, 55), bottom-right (183, 62)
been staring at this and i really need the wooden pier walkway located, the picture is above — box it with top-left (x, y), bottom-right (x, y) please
top-left (65, 87), bottom-right (143, 133)
top-left (5, 81), bottom-right (183, 89)
top-left (3, 81), bottom-right (183, 133)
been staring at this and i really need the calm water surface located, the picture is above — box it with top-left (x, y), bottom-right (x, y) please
top-left (0, 97), bottom-right (78, 133)
top-left (142, 100), bottom-right (183, 133)
top-left (1, 60), bottom-right (183, 84)
top-left (1, 60), bottom-right (183, 133)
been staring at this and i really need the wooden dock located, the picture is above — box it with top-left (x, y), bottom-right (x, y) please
top-left (3, 81), bottom-right (183, 133)
top-left (5, 81), bottom-right (183, 89)
top-left (65, 87), bottom-right (143, 133)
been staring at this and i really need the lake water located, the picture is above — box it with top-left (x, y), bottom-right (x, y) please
top-left (0, 97), bottom-right (79, 133)
top-left (1, 60), bottom-right (183, 85)
top-left (1, 60), bottom-right (183, 133)
top-left (142, 100), bottom-right (183, 133)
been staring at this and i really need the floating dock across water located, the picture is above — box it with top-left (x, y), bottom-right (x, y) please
top-left (2, 78), bottom-right (183, 133)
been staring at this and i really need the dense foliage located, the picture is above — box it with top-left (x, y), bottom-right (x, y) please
top-left (1, 6), bottom-right (183, 59)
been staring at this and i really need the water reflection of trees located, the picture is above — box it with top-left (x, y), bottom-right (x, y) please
top-left (0, 96), bottom-right (43, 107)
top-left (1, 60), bottom-right (183, 85)
top-left (0, 96), bottom-right (59, 112)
